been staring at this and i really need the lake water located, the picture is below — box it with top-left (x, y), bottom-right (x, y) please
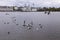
top-left (0, 12), bottom-right (60, 40)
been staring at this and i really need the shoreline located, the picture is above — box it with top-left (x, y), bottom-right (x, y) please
top-left (0, 11), bottom-right (60, 12)
top-left (0, 10), bottom-right (60, 12)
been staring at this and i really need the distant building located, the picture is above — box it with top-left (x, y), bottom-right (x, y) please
top-left (0, 6), bottom-right (13, 11)
top-left (21, 6), bottom-right (32, 12)
top-left (32, 9), bottom-right (37, 11)
top-left (18, 6), bottom-right (37, 12)
top-left (31, 7), bottom-right (37, 12)
top-left (13, 6), bottom-right (18, 11)
top-left (0, 6), bottom-right (37, 12)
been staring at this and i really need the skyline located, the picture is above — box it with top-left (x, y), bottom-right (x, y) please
top-left (0, 0), bottom-right (60, 7)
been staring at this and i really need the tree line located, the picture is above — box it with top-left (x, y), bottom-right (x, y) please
top-left (37, 7), bottom-right (60, 11)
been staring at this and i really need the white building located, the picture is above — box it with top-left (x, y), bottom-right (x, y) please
top-left (21, 7), bottom-right (32, 12)
top-left (20, 7), bottom-right (37, 12)
top-left (13, 6), bottom-right (18, 11)
top-left (0, 6), bottom-right (13, 11)
top-left (32, 8), bottom-right (37, 12)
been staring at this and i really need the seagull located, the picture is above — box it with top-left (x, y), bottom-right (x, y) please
top-left (27, 24), bottom-right (32, 30)
top-left (7, 22), bottom-right (9, 24)
top-left (8, 32), bottom-right (10, 35)
top-left (48, 11), bottom-right (50, 15)
top-left (27, 27), bottom-right (31, 30)
top-left (16, 24), bottom-right (19, 26)
top-left (39, 24), bottom-right (43, 29)
top-left (24, 20), bottom-right (25, 24)
top-left (4, 22), bottom-right (6, 24)
top-left (14, 19), bottom-right (16, 21)
top-left (23, 20), bottom-right (26, 27)
top-left (40, 25), bottom-right (43, 28)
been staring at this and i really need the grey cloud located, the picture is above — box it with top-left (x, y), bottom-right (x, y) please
top-left (0, 0), bottom-right (60, 7)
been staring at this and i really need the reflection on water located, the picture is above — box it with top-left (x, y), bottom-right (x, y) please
top-left (0, 12), bottom-right (60, 40)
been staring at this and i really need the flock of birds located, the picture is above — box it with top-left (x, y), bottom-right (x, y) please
top-left (3, 11), bottom-right (51, 35)
top-left (45, 11), bottom-right (51, 15)
top-left (3, 12), bottom-right (44, 35)
top-left (22, 20), bottom-right (43, 30)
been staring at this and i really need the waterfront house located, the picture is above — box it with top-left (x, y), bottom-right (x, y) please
top-left (20, 6), bottom-right (32, 12)
top-left (0, 6), bottom-right (13, 11)
top-left (18, 6), bottom-right (37, 12)
top-left (13, 6), bottom-right (18, 11)
top-left (31, 7), bottom-right (37, 12)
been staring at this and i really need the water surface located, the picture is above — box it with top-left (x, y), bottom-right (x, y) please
top-left (0, 12), bottom-right (60, 40)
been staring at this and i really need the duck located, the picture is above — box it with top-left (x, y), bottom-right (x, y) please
top-left (39, 24), bottom-right (43, 29)
top-left (48, 11), bottom-right (50, 15)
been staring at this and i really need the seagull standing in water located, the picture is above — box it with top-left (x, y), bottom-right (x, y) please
top-left (27, 24), bottom-right (32, 30)
top-left (39, 24), bottom-right (43, 29)
top-left (23, 20), bottom-right (26, 27)
top-left (8, 32), bottom-right (10, 35)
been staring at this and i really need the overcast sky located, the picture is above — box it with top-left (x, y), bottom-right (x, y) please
top-left (0, 0), bottom-right (60, 7)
